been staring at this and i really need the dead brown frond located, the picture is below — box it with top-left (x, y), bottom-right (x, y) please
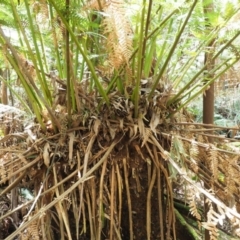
top-left (2, 82), bottom-right (240, 239)
top-left (20, 216), bottom-right (40, 240)
top-left (32, 0), bottom-right (49, 25)
top-left (85, 0), bottom-right (132, 77)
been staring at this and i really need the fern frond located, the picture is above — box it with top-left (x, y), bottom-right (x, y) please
top-left (188, 191), bottom-right (201, 221)
top-left (103, 0), bottom-right (132, 70)
top-left (21, 218), bottom-right (40, 240)
top-left (207, 145), bottom-right (218, 183)
top-left (198, 199), bottom-right (222, 240)
top-left (223, 155), bottom-right (237, 200)
top-left (84, 0), bottom-right (107, 10)
top-left (32, 0), bottom-right (49, 25)
top-left (84, 0), bottom-right (133, 77)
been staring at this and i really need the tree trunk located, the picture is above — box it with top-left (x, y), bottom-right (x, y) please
top-left (203, 1), bottom-right (215, 240)
top-left (0, 68), bottom-right (10, 136)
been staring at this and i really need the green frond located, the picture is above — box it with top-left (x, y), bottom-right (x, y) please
top-left (0, 2), bottom-right (15, 27)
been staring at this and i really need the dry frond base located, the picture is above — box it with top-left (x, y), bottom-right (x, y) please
top-left (1, 86), bottom-right (240, 239)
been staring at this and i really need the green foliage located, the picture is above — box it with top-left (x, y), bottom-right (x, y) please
top-left (0, 1), bottom-right (239, 130)
top-left (0, 0), bottom-right (239, 126)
